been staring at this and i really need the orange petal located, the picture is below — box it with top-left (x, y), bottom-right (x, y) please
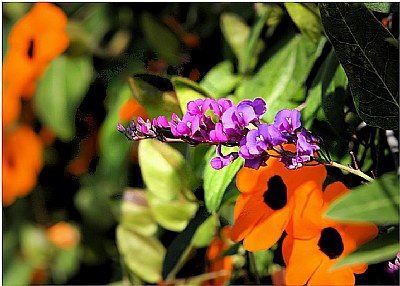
top-left (339, 222), bottom-right (378, 255)
top-left (350, 262), bottom-right (368, 274)
top-left (233, 193), bottom-right (250, 220)
top-left (236, 165), bottom-right (268, 194)
top-left (243, 206), bottom-right (290, 251)
top-left (283, 235), bottom-right (323, 286)
top-left (286, 181), bottom-right (324, 239)
top-left (230, 199), bottom-right (266, 243)
top-left (323, 182), bottom-right (349, 206)
top-left (308, 259), bottom-right (355, 285)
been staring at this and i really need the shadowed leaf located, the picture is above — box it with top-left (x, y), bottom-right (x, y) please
top-left (162, 206), bottom-right (210, 280)
top-left (319, 3), bottom-right (399, 130)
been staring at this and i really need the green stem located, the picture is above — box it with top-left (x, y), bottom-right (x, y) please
top-left (329, 161), bottom-right (374, 183)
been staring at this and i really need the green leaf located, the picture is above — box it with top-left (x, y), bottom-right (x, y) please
top-left (134, 74), bottom-right (174, 92)
top-left (220, 12), bottom-right (265, 74)
top-left (147, 192), bottom-right (198, 232)
top-left (303, 49), bottom-right (348, 134)
top-left (117, 225), bottom-right (166, 283)
top-left (319, 3), bottom-right (399, 130)
top-left (171, 76), bottom-right (208, 113)
top-left (20, 225), bottom-right (51, 268)
top-left (162, 206), bottom-right (210, 280)
top-left (325, 172), bottom-right (400, 224)
top-left (120, 189), bottom-right (157, 236)
top-left (364, 3), bottom-right (399, 13)
top-left (3, 258), bottom-right (33, 286)
top-left (220, 12), bottom-right (251, 73)
top-left (99, 81), bottom-right (132, 182)
top-left (200, 61), bottom-right (242, 99)
top-left (332, 229), bottom-right (400, 270)
top-left (284, 3), bottom-right (323, 42)
top-left (129, 76), bottom-right (182, 118)
top-left (321, 57), bottom-right (348, 135)
top-left (52, 247), bottom-right (80, 284)
top-left (35, 55), bottom-right (92, 141)
top-left (141, 12), bottom-right (180, 66)
top-left (192, 215), bottom-right (218, 248)
top-left (236, 35), bottom-right (326, 123)
top-left (241, 9), bottom-right (267, 74)
top-left (138, 140), bottom-right (193, 201)
top-left (203, 146), bottom-right (243, 212)
top-left (80, 3), bottom-right (112, 45)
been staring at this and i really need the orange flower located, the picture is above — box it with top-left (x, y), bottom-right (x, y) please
top-left (2, 2), bottom-right (69, 128)
top-left (46, 221), bottom-right (80, 249)
top-left (282, 182), bottom-right (378, 285)
top-left (118, 96), bottom-right (149, 122)
top-left (231, 156), bottom-right (326, 251)
top-left (2, 125), bottom-right (43, 206)
top-left (205, 226), bottom-right (233, 285)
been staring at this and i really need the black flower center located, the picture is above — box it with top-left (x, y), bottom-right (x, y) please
top-left (27, 39), bottom-right (34, 59)
top-left (263, 175), bottom-right (287, 210)
top-left (318, 227), bottom-right (344, 259)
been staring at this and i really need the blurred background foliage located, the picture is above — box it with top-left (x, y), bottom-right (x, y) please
top-left (2, 2), bottom-right (399, 285)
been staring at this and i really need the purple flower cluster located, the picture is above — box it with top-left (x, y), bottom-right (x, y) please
top-left (117, 97), bottom-right (322, 170)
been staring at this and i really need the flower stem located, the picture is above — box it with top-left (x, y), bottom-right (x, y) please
top-left (328, 161), bottom-right (374, 183)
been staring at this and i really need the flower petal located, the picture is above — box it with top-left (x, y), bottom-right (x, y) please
top-left (308, 259), bottom-right (355, 286)
top-left (231, 198), bottom-right (266, 243)
top-left (283, 235), bottom-right (323, 286)
top-left (243, 206), bottom-right (290, 251)
top-left (286, 180), bottom-right (324, 239)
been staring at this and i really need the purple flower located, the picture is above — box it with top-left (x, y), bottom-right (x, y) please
top-left (117, 123), bottom-right (126, 133)
top-left (274, 108), bottom-right (301, 134)
top-left (210, 144), bottom-right (239, 170)
top-left (209, 122), bottom-right (229, 142)
top-left (136, 117), bottom-right (156, 136)
top-left (240, 124), bottom-right (286, 157)
top-left (386, 253), bottom-right (400, 274)
top-left (170, 113), bottom-right (200, 137)
top-left (154, 116), bottom-right (170, 128)
top-left (243, 157), bottom-right (266, 170)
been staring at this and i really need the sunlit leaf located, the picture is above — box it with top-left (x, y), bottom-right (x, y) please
top-left (220, 12), bottom-right (250, 72)
top-left (117, 225), bottom-right (165, 283)
top-left (141, 12), bottom-right (180, 65)
top-left (192, 215), bottom-right (218, 247)
top-left (203, 146), bottom-right (243, 212)
top-left (285, 3), bottom-right (323, 42)
top-left (120, 189), bottom-right (157, 236)
top-left (319, 3), bottom-right (399, 130)
top-left (147, 192), bottom-right (198, 232)
top-left (220, 11), bottom-right (265, 74)
top-left (162, 206), bottom-right (210, 280)
top-left (332, 229), bottom-right (400, 269)
top-left (35, 55), bottom-right (93, 141)
top-left (325, 172), bottom-right (400, 224)
top-left (200, 61), bottom-right (241, 99)
top-left (171, 76), bottom-right (208, 113)
top-left (236, 35), bottom-right (326, 123)
top-left (138, 140), bottom-right (193, 201)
